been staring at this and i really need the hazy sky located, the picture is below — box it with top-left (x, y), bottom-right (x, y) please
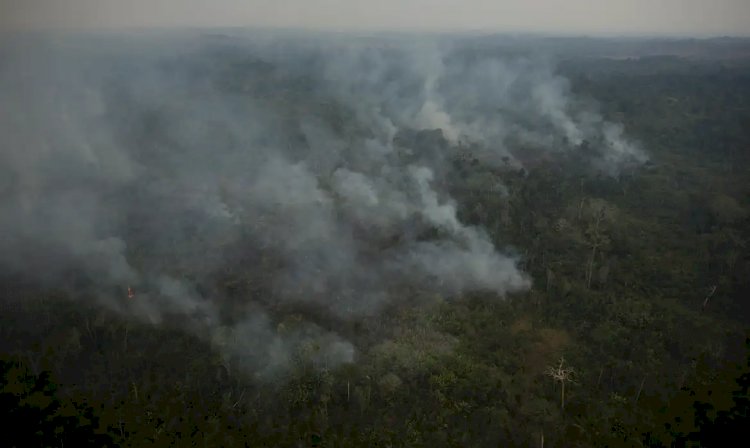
top-left (2, 0), bottom-right (749, 36)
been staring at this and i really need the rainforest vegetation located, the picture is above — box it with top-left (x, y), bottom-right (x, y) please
top-left (1, 34), bottom-right (749, 447)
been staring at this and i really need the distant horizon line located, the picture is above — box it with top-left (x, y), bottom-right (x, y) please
top-left (2, 25), bottom-right (750, 41)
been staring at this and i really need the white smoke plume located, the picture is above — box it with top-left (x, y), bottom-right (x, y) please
top-left (0, 31), bottom-right (646, 377)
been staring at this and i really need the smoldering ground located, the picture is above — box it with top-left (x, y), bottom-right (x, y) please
top-left (0, 31), bottom-right (645, 379)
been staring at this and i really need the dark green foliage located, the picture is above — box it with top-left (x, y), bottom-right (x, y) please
top-left (2, 48), bottom-right (750, 447)
top-left (0, 356), bottom-right (114, 447)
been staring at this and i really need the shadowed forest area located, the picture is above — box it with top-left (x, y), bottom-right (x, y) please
top-left (1, 34), bottom-right (749, 447)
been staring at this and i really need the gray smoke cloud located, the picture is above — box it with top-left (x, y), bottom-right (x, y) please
top-left (0, 31), bottom-right (645, 378)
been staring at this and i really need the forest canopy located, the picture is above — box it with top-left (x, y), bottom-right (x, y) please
top-left (1, 32), bottom-right (749, 447)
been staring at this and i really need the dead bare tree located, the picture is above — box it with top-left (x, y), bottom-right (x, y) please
top-left (702, 284), bottom-right (717, 311)
top-left (546, 357), bottom-right (575, 410)
top-left (585, 206), bottom-right (609, 289)
top-left (635, 375), bottom-right (646, 403)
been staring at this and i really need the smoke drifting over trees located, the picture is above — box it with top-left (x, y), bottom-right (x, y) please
top-left (0, 32), bottom-right (646, 377)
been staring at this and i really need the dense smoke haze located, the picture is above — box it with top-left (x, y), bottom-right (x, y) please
top-left (0, 31), bottom-right (646, 378)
